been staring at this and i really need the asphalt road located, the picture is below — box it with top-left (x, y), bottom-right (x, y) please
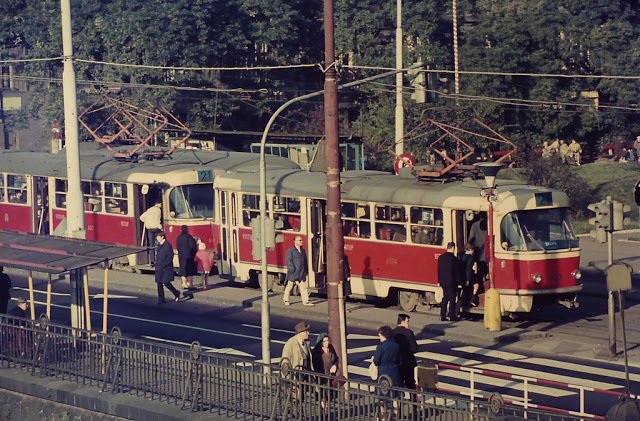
top-left (4, 234), bottom-right (640, 417)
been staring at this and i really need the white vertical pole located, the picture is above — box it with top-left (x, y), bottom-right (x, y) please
top-left (394, 0), bottom-right (404, 156)
top-left (60, 0), bottom-right (85, 239)
top-left (452, 0), bottom-right (460, 105)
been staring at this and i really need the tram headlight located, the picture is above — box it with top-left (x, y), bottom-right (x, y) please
top-left (572, 270), bottom-right (582, 280)
top-left (531, 273), bottom-right (542, 284)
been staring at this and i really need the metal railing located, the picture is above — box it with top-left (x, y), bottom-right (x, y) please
top-left (0, 314), bottom-right (585, 420)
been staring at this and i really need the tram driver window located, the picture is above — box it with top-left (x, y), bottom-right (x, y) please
top-left (409, 206), bottom-right (443, 245)
top-left (169, 184), bottom-right (214, 219)
top-left (105, 182), bottom-right (128, 215)
top-left (7, 174), bottom-right (27, 204)
top-left (341, 201), bottom-right (371, 238)
top-left (375, 205), bottom-right (406, 242)
top-left (0, 174), bottom-right (4, 202)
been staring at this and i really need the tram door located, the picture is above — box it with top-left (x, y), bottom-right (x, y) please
top-left (33, 176), bottom-right (49, 235)
top-left (309, 199), bottom-right (327, 290)
top-left (453, 210), bottom-right (466, 256)
top-left (218, 190), bottom-right (238, 277)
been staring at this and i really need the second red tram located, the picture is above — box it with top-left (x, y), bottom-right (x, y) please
top-left (0, 144), bottom-right (581, 313)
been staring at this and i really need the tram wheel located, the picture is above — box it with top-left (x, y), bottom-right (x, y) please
top-left (397, 290), bottom-right (420, 312)
top-left (257, 273), bottom-right (275, 292)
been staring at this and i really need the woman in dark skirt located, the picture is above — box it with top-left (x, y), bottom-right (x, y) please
top-left (176, 225), bottom-right (198, 289)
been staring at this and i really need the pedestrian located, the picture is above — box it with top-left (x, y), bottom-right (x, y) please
top-left (176, 225), bottom-right (198, 290)
top-left (194, 239), bottom-right (214, 290)
top-left (374, 325), bottom-right (402, 419)
top-left (468, 214), bottom-right (488, 299)
top-left (0, 266), bottom-right (11, 314)
top-left (438, 241), bottom-right (460, 321)
top-left (568, 139), bottom-right (582, 165)
top-left (311, 332), bottom-right (340, 413)
top-left (154, 232), bottom-right (182, 304)
top-left (139, 201), bottom-right (162, 265)
top-left (283, 236), bottom-right (314, 306)
top-left (459, 242), bottom-right (476, 319)
top-left (392, 314), bottom-right (418, 390)
top-left (281, 321), bottom-right (313, 418)
top-left (558, 139), bottom-right (569, 164)
top-left (7, 297), bottom-right (30, 358)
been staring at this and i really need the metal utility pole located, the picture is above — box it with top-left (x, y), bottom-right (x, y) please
top-left (394, 0), bottom-right (404, 156)
top-left (61, 0), bottom-right (87, 332)
top-left (323, 0), bottom-right (348, 378)
top-left (605, 197), bottom-right (616, 356)
top-left (452, 0), bottom-right (460, 105)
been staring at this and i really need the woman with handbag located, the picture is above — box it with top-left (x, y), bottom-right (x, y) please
top-left (312, 333), bottom-right (341, 414)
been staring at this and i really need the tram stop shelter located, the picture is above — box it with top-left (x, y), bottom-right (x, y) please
top-left (0, 230), bottom-right (145, 333)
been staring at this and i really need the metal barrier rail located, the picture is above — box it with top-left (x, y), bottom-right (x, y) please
top-left (437, 361), bottom-right (634, 420)
top-left (0, 315), bottom-right (585, 420)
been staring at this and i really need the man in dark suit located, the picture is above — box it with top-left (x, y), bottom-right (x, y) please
top-left (392, 313), bottom-right (419, 390)
top-left (438, 242), bottom-right (460, 321)
top-left (154, 232), bottom-right (182, 304)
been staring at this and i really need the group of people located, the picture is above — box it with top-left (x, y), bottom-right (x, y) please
top-left (280, 313), bottom-right (419, 416)
top-left (140, 202), bottom-right (215, 305)
top-left (541, 138), bottom-right (582, 165)
top-left (437, 217), bottom-right (487, 322)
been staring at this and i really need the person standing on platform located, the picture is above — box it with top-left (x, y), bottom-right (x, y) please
top-left (392, 314), bottom-right (418, 390)
top-left (194, 239), bottom-right (214, 290)
top-left (140, 201), bottom-right (162, 265)
top-left (459, 242), bottom-right (477, 319)
top-left (154, 232), bottom-right (181, 304)
top-left (0, 266), bottom-right (11, 314)
top-left (438, 242), bottom-right (460, 321)
top-left (283, 236), bottom-right (314, 306)
top-left (176, 225), bottom-right (197, 290)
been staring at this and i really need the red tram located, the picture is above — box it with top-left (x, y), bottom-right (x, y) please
top-left (0, 144), bottom-right (581, 314)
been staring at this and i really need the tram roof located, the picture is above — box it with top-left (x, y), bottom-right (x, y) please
top-left (0, 230), bottom-right (145, 274)
top-left (215, 168), bottom-right (564, 209)
top-left (0, 143), bottom-right (299, 183)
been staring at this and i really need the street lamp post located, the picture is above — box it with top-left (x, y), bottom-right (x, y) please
top-left (475, 163), bottom-right (503, 331)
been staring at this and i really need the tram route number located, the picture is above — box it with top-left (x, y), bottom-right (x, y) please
top-left (198, 170), bottom-right (213, 182)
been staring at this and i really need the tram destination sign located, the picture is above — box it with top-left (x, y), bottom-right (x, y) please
top-left (197, 170), bottom-right (213, 182)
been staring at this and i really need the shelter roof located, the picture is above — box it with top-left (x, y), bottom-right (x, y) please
top-left (0, 230), bottom-right (145, 274)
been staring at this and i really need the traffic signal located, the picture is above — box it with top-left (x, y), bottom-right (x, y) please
top-left (409, 71), bottom-right (426, 103)
top-left (589, 228), bottom-right (607, 243)
top-left (612, 201), bottom-right (631, 231)
top-left (587, 200), bottom-right (611, 231)
top-left (251, 216), bottom-right (275, 260)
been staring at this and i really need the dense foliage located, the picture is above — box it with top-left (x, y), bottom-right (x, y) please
top-left (1, 0), bottom-right (639, 163)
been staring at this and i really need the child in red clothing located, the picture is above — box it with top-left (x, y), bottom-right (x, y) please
top-left (194, 240), bottom-right (215, 290)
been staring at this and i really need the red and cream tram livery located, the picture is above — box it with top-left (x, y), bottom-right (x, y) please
top-left (0, 144), bottom-right (298, 266)
top-left (216, 168), bottom-right (581, 314)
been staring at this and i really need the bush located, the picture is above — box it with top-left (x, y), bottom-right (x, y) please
top-left (522, 156), bottom-right (592, 217)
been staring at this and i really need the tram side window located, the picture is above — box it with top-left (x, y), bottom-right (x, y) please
top-left (7, 174), bottom-right (27, 204)
top-left (0, 174), bottom-right (4, 202)
top-left (375, 205), bottom-right (407, 242)
top-left (105, 182), bottom-right (128, 215)
top-left (242, 194), bottom-right (261, 226)
top-left (55, 178), bottom-right (67, 208)
top-left (273, 196), bottom-right (301, 231)
top-left (82, 181), bottom-right (102, 212)
top-left (409, 206), bottom-right (443, 246)
top-left (341, 201), bottom-right (371, 238)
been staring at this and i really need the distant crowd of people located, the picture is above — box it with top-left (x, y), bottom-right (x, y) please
top-left (541, 138), bottom-right (583, 165)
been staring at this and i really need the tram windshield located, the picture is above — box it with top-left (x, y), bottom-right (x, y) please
top-left (169, 184), bottom-right (214, 219)
top-left (500, 208), bottom-right (578, 251)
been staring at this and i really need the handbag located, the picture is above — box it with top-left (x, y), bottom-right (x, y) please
top-left (331, 374), bottom-right (346, 388)
top-left (368, 360), bottom-right (378, 380)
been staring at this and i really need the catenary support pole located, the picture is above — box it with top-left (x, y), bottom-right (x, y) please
top-left (607, 198), bottom-right (616, 356)
top-left (323, 0), bottom-right (347, 378)
top-left (394, 0), bottom-right (404, 156)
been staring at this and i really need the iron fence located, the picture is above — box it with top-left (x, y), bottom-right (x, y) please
top-left (0, 314), bottom-right (586, 420)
